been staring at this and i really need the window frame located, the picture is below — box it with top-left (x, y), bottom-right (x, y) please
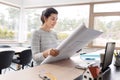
top-left (0, 2), bottom-right (21, 43)
top-left (88, 2), bottom-right (120, 49)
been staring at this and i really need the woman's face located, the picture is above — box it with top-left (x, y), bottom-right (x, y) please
top-left (44, 13), bottom-right (58, 29)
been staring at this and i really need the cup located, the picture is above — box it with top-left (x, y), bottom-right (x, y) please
top-left (114, 56), bottom-right (120, 67)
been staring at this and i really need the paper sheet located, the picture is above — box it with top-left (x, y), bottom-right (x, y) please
top-left (41, 23), bottom-right (103, 64)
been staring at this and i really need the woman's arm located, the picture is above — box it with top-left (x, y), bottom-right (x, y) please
top-left (31, 31), bottom-right (45, 62)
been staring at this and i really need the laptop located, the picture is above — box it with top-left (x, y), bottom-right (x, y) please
top-left (101, 42), bottom-right (115, 72)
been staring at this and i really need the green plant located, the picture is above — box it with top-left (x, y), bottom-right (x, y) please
top-left (57, 33), bottom-right (69, 41)
top-left (0, 28), bottom-right (14, 39)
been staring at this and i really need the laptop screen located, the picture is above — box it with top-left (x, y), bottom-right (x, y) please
top-left (101, 42), bottom-right (115, 72)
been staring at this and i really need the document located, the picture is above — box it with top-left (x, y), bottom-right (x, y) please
top-left (41, 23), bottom-right (103, 64)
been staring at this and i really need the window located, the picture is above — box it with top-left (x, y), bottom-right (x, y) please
top-left (84, 75), bottom-right (87, 78)
top-left (25, 8), bottom-right (45, 42)
top-left (93, 16), bottom-right (120, 47)
top-left (94, 2), bottom-right (120, 12)
top-left (55, 6), bottom-right (89, 42)
top-left (89, 77), bottom-right (92, 80)
top-left (92, 2), bottom-right (120, 48)
top-left (1, 2), bottom-right (120, 48)
top-left (0, 3), bottom-right (20, 42)
top-left (87, 71), bottom-right (90, 73)
top-left (25, 5), bottom-right (90, 43)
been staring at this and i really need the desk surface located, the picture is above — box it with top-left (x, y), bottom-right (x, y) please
top-left (0, 58), bottom-right (84, 80)
top-left (0, 55), bottom-right (120, 80)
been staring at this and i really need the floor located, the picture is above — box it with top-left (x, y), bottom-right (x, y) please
top-left (1, 62), bottom-right (33, 74)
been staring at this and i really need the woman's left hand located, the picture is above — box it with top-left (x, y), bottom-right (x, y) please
top-left (49, 49), bottom-right (59, 57)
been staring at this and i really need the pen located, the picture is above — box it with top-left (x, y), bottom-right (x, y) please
top-left (76, 49), bottom-right (82, 53)
top-left (39, 74), bottom-right (44, 79)
top-left (80, 53), bottom-right (86, 55)
top-left (39, 75), bottom-right (51, 80)
top-left (85, 58), bottom-right (95, 60)
top-left (114, 52), bottom-right (117, 57)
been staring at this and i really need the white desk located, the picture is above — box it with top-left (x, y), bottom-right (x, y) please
top-left (0, 57), bottom-right (84, 80)
top-left (0, 49), bottom-right (119, 80)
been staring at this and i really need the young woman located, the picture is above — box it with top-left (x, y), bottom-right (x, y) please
top-left (31, 7), bottom-right (59, 65)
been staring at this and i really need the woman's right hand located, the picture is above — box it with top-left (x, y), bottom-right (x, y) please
top-left (43, 48), bottom-right (59, 58)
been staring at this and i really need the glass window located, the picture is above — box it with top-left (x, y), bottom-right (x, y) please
top-left (94, 2), bottom-right (120, 12)
top-left (25, 8), bottom-right (45, 42)
top-left (55, 6), bottom-right (89, 41)
top-left (93, 16), bottom-right (120, 47)
top-left (0, 4), bottom-right (20, 42)
top-left (25, 5), bottom-right (90, 42)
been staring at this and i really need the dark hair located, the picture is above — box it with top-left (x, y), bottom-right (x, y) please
top-left (41, 7), bottom-right (58, 24)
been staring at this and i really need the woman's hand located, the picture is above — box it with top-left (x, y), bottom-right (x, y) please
top-left (50, 49), bottom-right (59, 56)
top-left (43, 48), bottom-right (59, 58)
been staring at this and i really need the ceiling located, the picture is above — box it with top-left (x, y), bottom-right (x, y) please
top-left (0, 0), bottom-right (119, 8)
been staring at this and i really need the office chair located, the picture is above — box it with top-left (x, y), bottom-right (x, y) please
top-left (0, 45), bottom-right (11, 48)
top-left (12, 49), bottom-right (33, 70)
top-left (0, 50), bottom-right (15, 74)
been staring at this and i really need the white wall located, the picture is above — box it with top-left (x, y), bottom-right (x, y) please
top-left (23, 0), bottom-right (116, 8)
top-left (0, 0), bottom-right (22, 7)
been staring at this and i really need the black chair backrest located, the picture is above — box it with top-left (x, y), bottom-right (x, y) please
top-left (0, 50), bottom-right (15, 69)
top-left (19, 49), bottom-right (32, 65)
top-left (0, 45), bottom-right (11, 48)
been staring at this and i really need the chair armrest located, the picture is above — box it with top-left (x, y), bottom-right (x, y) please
top-left (15, 52), bottom-right (21, 55)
